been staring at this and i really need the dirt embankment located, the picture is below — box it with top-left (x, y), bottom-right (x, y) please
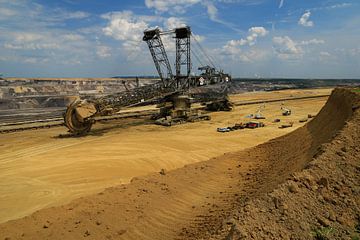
top-left (0, 88), bottom-right (358, 240)
top-left (209, 88), bottom-right (360, 240)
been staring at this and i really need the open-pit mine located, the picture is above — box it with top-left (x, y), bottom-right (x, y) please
top-left (0, 25), bottom-right (359, 240)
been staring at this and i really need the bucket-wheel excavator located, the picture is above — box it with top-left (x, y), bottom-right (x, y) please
top-left (64, 26), bottom-right (232, 134)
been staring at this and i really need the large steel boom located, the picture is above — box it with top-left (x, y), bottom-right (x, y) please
top-left (143, 28), bottom-right (173, 88)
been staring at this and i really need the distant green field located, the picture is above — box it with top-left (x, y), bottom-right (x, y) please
top-left (353, 88), bottom-right (360, 93)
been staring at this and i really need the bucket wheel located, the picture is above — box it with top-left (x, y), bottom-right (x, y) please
top-left (64, 100), bottom-right (96, 134)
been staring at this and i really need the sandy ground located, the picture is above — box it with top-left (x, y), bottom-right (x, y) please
top-left (0, 88), bottom-right (331, 223)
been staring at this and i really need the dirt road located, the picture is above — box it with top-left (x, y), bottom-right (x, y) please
top-left (0, 89), bottom-right (331, 223)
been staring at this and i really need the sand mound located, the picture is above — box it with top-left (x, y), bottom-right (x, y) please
top-left (208, 88), bottom-right (360, 240)
top-left (0, 88), bottom-right (358, 240)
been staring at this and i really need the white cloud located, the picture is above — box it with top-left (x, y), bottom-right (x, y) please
top-left (273, 36), bottom-right (303, 60)
top-left (311, 3), bottom-right (352, 11)
top-left (319, 51), bottom-right (331, 57)
top-left (60, 10), bottom-right (89, 20)
top-left (144, 0), bottom-right (232, 29)
top-left (203, 1), bottom-right (219, 22)
top-left (298, 11), bottom-right (314, 27)
top-left (0, 7), bottom-right (18, 18)
top-left (279, 0), bottom-right (284, 8)
top-left (102, 11), bottom-right (149, 42)
top-left (101, 10), bottom-right (169, 59)
top-left (4, 42), bottom-right (60, 50)
top-left (300, 39), bottom-right (325, 45)
top-left (249, 27), bottom-right (268, 37)
top-left (0, 1), bottom-right (102, 67)
top-left (13, 32), bottom-right (43, 43)
top-left (216, 0), bottom-right (265, 5)
top-left (62, 34), bottom-right (85, 41)
top-left (101, 11), bottom-right (205, 62)
top-left (0, 0), bottom-right (98, 64)
top-left (96, 46), bottom-right (112, 58)
top-left (145, 0), bottom-right (201, 13)
top-left (319, 51), bottom-right (337, 62)
top-left (165, 17), bottom-right (186, 29)
top-left (349, 48), bottom-right (360, 56)
top-left (219, 27), bottom-right (269, 62)
top-left (223, 26), bottom-right (268, 49)
top-left (328, 3), bottom-right (352, 9)
top-left (272, 36), bottom-right (325, 60)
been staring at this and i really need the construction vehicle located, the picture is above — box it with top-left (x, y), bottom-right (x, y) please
top-left (64, 26), bottom-right (232, 134)
top-left (308, 114), bottom-right (316, 118)
top-left (246, 121), bottom-right (265, 129)
top-left (282, 108), bottom-right (291, 116)
top-left (254, 112), bottom-right (265, 119)
top-left (299, 118), bottom-right (308, 123)
top-left (217, 127), bottom-right (231, 133)
top-left (254, 104), bottom-right (266, 119)
top-left (154, 93), bottom-right (211, 126)
top-left (204, 96), bottom-right (233, 111)
top-left (279, 122), bottom-right (294, 129)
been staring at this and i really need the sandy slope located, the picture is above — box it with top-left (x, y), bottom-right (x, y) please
top-left (210, 88), bottom-right (360, 239)
top-left (0, 87), bottom-right (351, 239)
top-left (0, 89), bottom-right (329, 224)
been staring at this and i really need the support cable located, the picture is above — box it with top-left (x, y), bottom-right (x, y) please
top-left (191, 33), bottom-right (217, 69)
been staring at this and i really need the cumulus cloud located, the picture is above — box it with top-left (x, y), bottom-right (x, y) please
top-left (102, 11), bottom-right (150, 43)
top-left (219, 26), bottom-right (269, 62)
top-left (298, 11), bottom-right (314, 27)
top-left (319, 51), bottom-right (337, 62)
top-left (96, 46), bottom-right (112, 58)
top-left (0, 1), bottom-right (104, 67)
top-left (101, 11), bottom-right (205, 62)
top-left (165, 17), bottom-right (186, 29)
top-left (144, 0), bottom-right (232, 28)
top-left (203, 1), bottom-right (219, 22)
top-left (145, 0), bottom-right (201, 13)
top-left (273, 36), bottom-right (303, 59)
top-left (218, 44), bottom-right (268, 62)
top-left (224, 26), bottom-right (269, 49)
top-left (272, 36), bottom-right (324, 60)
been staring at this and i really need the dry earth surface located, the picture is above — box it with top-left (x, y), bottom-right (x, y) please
top-left (0, 88), bottom-right (338, 239)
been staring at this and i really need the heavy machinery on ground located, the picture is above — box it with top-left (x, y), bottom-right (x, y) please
top-left (281, 103), bottom-right (291, 116)
top-left (64, 26), bottom-right (232, 134)
top-left (281, 107), bottom-right (291, 116)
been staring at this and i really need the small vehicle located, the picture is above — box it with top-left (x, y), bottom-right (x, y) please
top-left (245, 121), bottom-right (265, 129)
top-left (279, 122), bottom-right (294, 129)
top-left (254, 113), bottom-right (265, 119)
top-left (308, 114), bottom-right (316, 118)
top-left (217, 127), bottom-right (230, 132)
top-left (281, 107), bottom-right (292, 116)
top-left (299, 118), bottom-right (308, 123)
top-left (233, 123), bottom-right (246, 130)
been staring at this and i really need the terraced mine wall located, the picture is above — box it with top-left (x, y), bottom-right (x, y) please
top-left (0, 78), bottom-right (158, 110)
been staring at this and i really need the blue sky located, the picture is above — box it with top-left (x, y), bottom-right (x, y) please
top-left (0, 0), bottom-right (359, 78)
